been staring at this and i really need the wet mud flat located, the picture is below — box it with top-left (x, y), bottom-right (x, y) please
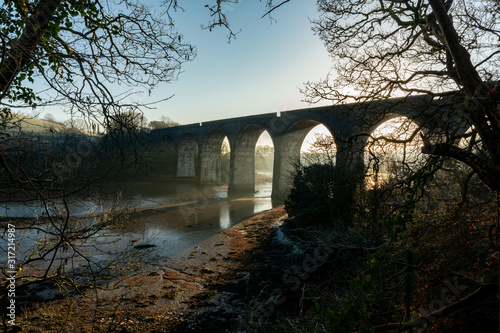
top-left (14, 206), bottom-right (288, 332)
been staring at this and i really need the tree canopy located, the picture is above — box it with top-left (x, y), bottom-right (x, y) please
top-left (0, 0), bottom-right (196, 131)
top-left (149, 115), bottom-right (180, 130)
top-left (304, 0), bottom-right (500, 191)
top-left (307, 0), bottom-right (499, 101)
top-left (0, 0), bottom-right (284, 130)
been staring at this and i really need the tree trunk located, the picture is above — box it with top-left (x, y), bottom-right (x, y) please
top-left (0, 0), bottom-right (62, 99)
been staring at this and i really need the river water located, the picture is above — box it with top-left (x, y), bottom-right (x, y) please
top-left (1, 175), bottom-right (276, 266)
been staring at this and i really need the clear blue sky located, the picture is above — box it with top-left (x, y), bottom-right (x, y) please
top-left (30, 1), bottom-right (333, 128)
top-left (139, 1), bottom-right (333, 125)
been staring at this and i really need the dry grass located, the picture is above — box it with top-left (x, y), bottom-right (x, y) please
top-left (6, 114), bottom-right (69, 133)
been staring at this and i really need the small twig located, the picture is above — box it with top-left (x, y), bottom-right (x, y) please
top-left (261, 0), bottom-right (291, 18)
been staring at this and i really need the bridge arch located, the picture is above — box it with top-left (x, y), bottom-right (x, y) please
top-left (273, 119), bottom-right (336, 199)
top-left (363, 116), bottom-right (425, 186)
top-left (228, 124), bottom-right (273, 196)
top-left (177, 132), bottom-right (198, 178)
top-left (336, 111), bottom-right (431, 182)
top-left (362, 112), bottom-right (427, 141)
top-left (200, 128), bottom-right (229, 184)
top-left (149, 94), bottom-right (465, 201)
top-left (300, 124), bottom-right (337, 165)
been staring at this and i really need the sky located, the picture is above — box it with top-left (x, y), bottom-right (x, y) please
top-left (24, 1), bottom-right (334, 148)
top-left (132, 1), bottom-right (333, 125)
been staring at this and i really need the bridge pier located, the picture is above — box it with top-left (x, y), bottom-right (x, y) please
top-left (334, 138), bottom-right (365, 180)
top-left (177, 133), bottom-right (198, 178)
top-left (271, 139), bottom-right (295, 201)
top-left (227, 126), bottom-right (263, 197)
top-left (333, 138), bottom-right (366, 222)
top-left (200, 129), bottom-right (226, 185)
top-left (270, 141), bottom-right (287, 202)
top-left (271, 121), bottom-right (320, 201)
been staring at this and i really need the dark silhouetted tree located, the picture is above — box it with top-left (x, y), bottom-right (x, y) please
top-left (304, 0), bottom-right (499, 191)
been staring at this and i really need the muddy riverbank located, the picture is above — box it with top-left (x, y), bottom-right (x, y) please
top-left (13, 205), bottom-right (288, 332)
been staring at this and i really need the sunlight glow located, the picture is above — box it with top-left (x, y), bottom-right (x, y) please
top-left (366, 116), bottom-right (424, 186)
top-left (255, 130), bottom-right (274, 183)
top-left (301, 124), bottom-right (333, 152)
top-left (256, 131), bottom-right (273, 147)
top-left (372, 117), bottom-right (413, 140)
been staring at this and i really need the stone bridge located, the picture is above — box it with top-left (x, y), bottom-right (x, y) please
top-left (148, 94), bottom-right (464, 200)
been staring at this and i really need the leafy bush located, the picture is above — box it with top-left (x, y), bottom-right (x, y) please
top-left (284, 163), bottom-right (347, 227)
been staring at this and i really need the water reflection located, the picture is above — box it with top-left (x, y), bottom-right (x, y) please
top-left (0, 180), bottom-right (227, 219)
top-left (220, 202), bottom-right (231, 229)
top-left (0, 200), bottom-right (112, 219)
top-left (1, 179), bottom-right (276, 263)
top-left (2, 175), bottom-right (274, 219)
top-left (118, 198), bottom-right (273, 259)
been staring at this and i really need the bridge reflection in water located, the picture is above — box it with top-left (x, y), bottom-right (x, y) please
top-left (0, 180), bottom-right (276, 266)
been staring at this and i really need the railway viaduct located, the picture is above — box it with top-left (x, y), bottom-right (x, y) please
top-left (148, 94), bottom-right (464, 200)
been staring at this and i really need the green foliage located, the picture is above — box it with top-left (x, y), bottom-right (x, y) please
top-left (284, 163), bottom-right (345, 227)
top-left (277, 143), bottom-right (500, 331)
top-left (309, 298), bottom-right (373, 333)
top-left (149, 120), bottom-right (177, 130)
top-left (305, 255), bottom-right (383, 333)
top-left (0, 0), bottom-right (195, 129)
top-left (0, 108), bottom-right (11, 131)
top-left (379, 157), bottom-right (444, 240)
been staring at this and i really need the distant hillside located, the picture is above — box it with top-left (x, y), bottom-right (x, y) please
top-left (5, 114), bottom-right (73, 134)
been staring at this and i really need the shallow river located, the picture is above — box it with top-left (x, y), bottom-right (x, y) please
top-left (1, 176), bottom-right (276, 264)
